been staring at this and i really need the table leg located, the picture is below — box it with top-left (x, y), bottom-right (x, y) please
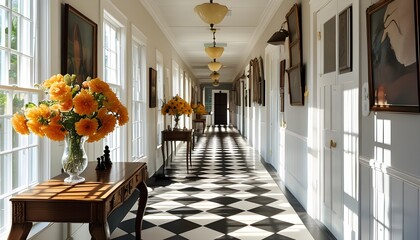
top-left (89, 222), bottom-right (110, 240)
top-left (135, 181), bottom-right (148, 240)
top-left (161, 140), bottom-right (166, 174)
top-left (8, 222), bottom-right (32, 240)
top-left (186, 141), bottom-right (190, 172)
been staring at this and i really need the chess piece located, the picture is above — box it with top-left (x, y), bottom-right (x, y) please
top-left (101, 156), bottom-right (107, 170)
top-left (104, 145), bottom-right (112, 168)
top-left (95, 157), bottom-right (106, 170)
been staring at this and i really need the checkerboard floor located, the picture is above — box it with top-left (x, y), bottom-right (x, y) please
top-left (111, 126), bottom-right (315, 240)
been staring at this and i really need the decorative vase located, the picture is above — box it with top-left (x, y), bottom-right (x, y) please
top-left (173, 114), bottom-right (180, 130)
top-left (61, 135), bottom-right (88, 184)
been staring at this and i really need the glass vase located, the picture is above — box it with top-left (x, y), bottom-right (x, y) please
top-left (61, 135), bottom-right (88, 184)
top-left (173, 114), bottom-right (180, 130)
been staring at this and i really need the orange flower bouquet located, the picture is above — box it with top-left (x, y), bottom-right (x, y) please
top-left (11, 74), bottom-right (128, 183)
top-left (161, 95), bottom-right (193, 129)
top-left (191, 103), bottom-right (207, 119)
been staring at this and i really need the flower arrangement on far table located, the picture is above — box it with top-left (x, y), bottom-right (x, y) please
top-left (191, 102), bottom-right (208, 119)
top-left (11, 74), bottom-right (128, 183)
top-left (161, 95), bottom-right (192, 129)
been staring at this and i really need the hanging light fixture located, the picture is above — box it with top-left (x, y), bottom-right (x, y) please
top-left (212, 79), bottom-right (220, 87)
top-left (210, 71), bottom-right (220, 81)
top-left (267, 21), bottom-right (289, 45)
top-left (208, 59), bottom-right (222, 71)
top-left (205, 28), bottom-right (224, 59)
top-left (194, 0), bottom-right (228, 25)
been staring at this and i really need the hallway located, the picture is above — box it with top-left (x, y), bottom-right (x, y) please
top-left (111, 127), bottom-right (329, 240)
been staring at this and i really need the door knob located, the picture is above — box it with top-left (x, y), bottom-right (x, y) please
top-left (330, 139), bottom-right (337, 148)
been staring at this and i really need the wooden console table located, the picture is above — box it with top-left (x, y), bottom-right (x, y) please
top-left (8, 162), bottom-right (148, 240)
top-left (192, 119), bottom-right (206, 133)
top-left (161, 129), bottom-right (192, 172)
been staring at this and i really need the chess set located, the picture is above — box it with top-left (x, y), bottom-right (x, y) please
top-left (95, 145), bottom-right (112, 170)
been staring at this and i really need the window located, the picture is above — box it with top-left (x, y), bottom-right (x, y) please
top-left (156, 50), bottom-right (164, 145)
top-left (0, 0), bottom-right (41, 237)
top-left (172, 60), bottom-right (179, 96)
top-left (103, 12), bottom-right (126, 161)
top-left (131, 27), bottom-right (146, 160)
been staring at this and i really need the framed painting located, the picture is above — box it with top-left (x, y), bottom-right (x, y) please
top-left (286, 4), bottom-right (301, 45)
top-left (339, 6), bottom-right (352, 74)
top-left (280, 60), bottom-right (286, 112)
top-left (259, 56), bottom-right (265, 106)
top-left (367, 0), bottom-right (420, 112)
top-left (287, 65), bottom-right (304, 106)
top-left (149, 67), bottom-right (157, 108)
top-left (62, 4), bottom-right (97, 85)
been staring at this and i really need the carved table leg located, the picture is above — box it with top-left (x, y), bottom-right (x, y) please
top-left (89, 222), bottom-right (110, 240)
top-left (8, 222), bottom-right (32, 240)
top-left (136, 181), bottom-right (148, 240)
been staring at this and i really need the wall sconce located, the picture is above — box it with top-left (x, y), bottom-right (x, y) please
top-left (194, 0), bottom-right (228, 25)
top-left (267, 21), bottom-right (289, 45)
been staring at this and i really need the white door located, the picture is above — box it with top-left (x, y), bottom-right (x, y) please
top-left (317, 0), bottom-right (344, 238)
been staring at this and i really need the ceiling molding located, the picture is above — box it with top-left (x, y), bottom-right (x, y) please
top-left (138, 0), bottom-right (194, 75)
top-left (234, 0), bottom-right (284, 79)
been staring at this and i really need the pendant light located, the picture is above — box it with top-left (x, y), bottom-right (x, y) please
top-left (210, 71), bottom-right (220, 81)
top-left (212, 79), bottom-right (220, 87)
top-left (205, 28), bottom-right (224, 59)
top-left (194, 0), bottom-right (228, 25)
top-left (208, 59), bottom-right (222, 72)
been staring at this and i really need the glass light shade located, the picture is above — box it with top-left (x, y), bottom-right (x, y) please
top-left (210, 71), bottom-right (220, 81)
top-left (208, 61), bottom-right (222, 71)
top-left (194, 2), bottom-right (228, 25)
top-left (212, 80), bottom-right (220, 87)
top-left (205, 46), bottom-right (224, 59)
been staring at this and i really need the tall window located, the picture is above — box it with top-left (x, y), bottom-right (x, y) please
top-left (131, 28), bottom-right (146, 160)
top-left (103, 12), bottom-right (125, 161)
top-left (172, 60), bottom-right (179, 96)
top-left (0, 1), bottom-right (40, 237)
top-left (156, 50), bottom-right (164, 145)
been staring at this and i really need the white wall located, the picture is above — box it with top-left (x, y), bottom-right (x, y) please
top-left (359, 0), bottom-right (420, 239)
top-left (234, 0), bottom-right (420, 239)
top-left (29, 0), bottom-right (199, 239)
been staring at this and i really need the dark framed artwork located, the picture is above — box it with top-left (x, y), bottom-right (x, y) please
top-left (339, 6), bottom-right (352, 74)
top-left (286, 4), bottom-right (300, 44)
top-left (280, 60), bottom-right (286, 112)
top-left (259, 56), bottom-right (265, 106)
top-left (62, 4), bottom-right (97, 85)
top-left (366, 0), bottom-right (420, 112)
top-left (287, 65), bottom-right (304, 106)
top-left (289, 42), bottom-right (301, 67)
top-left (149, 67), bottom-right (157, 108)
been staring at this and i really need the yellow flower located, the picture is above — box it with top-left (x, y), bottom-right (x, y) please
top-left (84, 78), bottom-right (111, 93)
top-left (12, 74), bottom-right (129, 144)
top-left (11, 113), bottom-right (30, 135)
top-left (73, 89), bottom-right (98, 115)
top-left (43, 74), bottom-right (64, 89)
top-left (49, 81), bottom-right (71, 101)
top-left (117, 105), bottom-right (129, 126)
top-left (75, 118), bottom-right (99, 136)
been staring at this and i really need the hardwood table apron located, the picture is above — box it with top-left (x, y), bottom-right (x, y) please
top-left (8, 162), bottom-right (148, 240)
top-left (161, 130), bottom-right (192, 173)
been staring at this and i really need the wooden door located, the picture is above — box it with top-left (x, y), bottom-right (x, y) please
top-left (214, 92), bottom-right (227, 125)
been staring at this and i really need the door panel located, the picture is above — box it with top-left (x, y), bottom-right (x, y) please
top-left (317, 0), bottom-right (344, 238)
top-left (214, 93), bottom-right (227, 125)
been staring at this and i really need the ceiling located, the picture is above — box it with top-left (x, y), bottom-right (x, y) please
top-left (140, 0), bottom-right (283, 84)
